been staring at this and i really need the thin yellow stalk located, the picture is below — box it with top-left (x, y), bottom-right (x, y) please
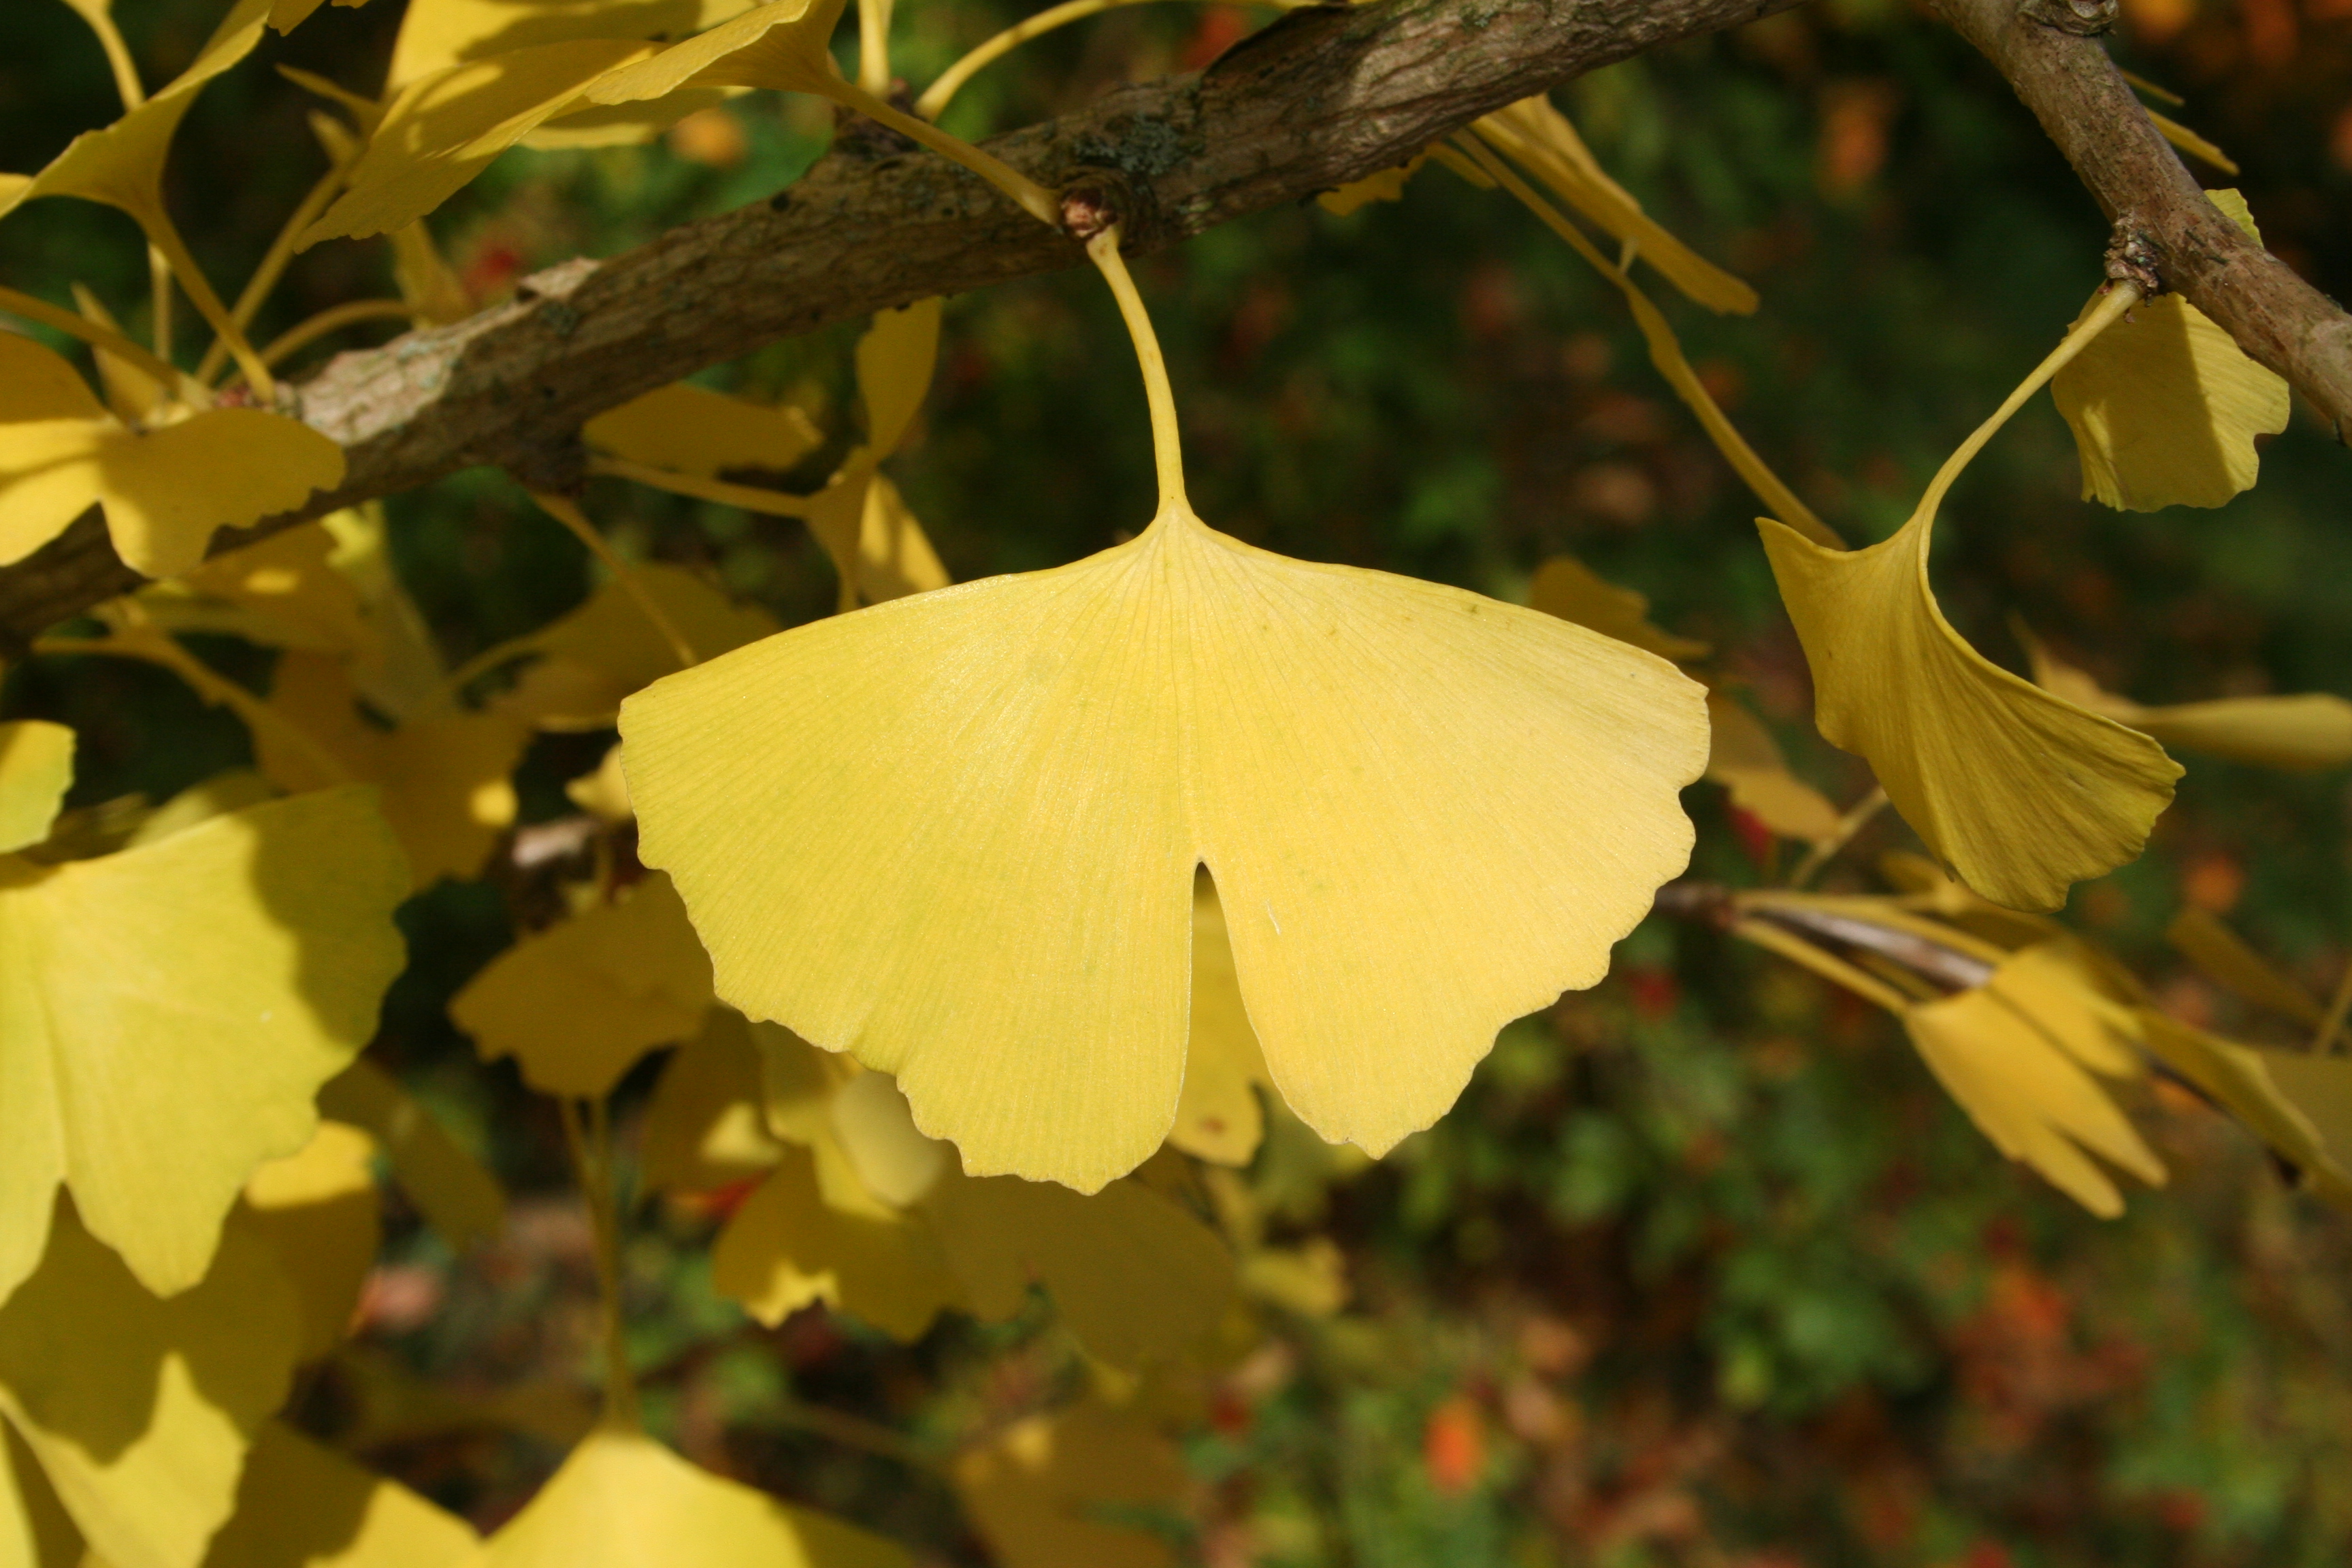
top-left (919, 0), bottom-right (1181, 119)
top-left (559, 1094), bottom-right (639, 1429)
top-left (142, 210), bottom-right (278, 398)
top-left (2313, 961), bottom-right (2352, 1056)
top-left (231, 299), bottom-right (413, 378)
top-left (149, 246), bottom-right (175, 361)
top-left (527, 491), bottom-right (701, 672)
top-left (824, 79), bottom-right (1062, 227)
top-left (1784, 785), bottom-right (1888, 888)
top-left (589, 455), bottom-right (817, 519)
top-left (1731, 915), bottom-right (1914, 1015)
top-left (1906, 282), bottom-right (2140, 532)
top-left (33, 630), bottom-right (354, 785)
top-left (67, 0), bottom-right (146, 110)
top-left (0, 284), bottom-right (195, 395)
top-left (199, 159), bottom-right (358, 384)
top-left (1453, 133), bottom-right (1839, 547)
top-left (1085, 226), bottom-right (1188, 512)
top-left (858, 0), bottom-right (895, 95)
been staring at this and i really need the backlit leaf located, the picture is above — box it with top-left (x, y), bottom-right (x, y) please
top-left (494, 566), bottom-right (778, 731)
top-left (0, 1201), bottom-right (302, 1568)
top-left (1, 1422), bottom-right (80, 1568)
top-left (623, 506), bottom-right (1707, 1189)
top-left (478, 1424), bottom-right (908, 1568)
top-left (1759, 508), bottom-right (2178, 911)
top-left (855, 299), bottom-right (940, 460)
top-left (389, 0), bottom-right (763, 88)
top-left (0, 337), bottom-right (344, 578)
top-left (1317, 156), bottom-right (1424, 217)
top-left (141, 526), bottom-right (375, 662)
top-left (0, 724), bottom-right (74, 855)
top-left (712, 1144), bottom-right (960, 1337)
top-left (299, 39), bottom-right (655, 246)
top-left (451, 874), bottom-right (714, 1099)
top-left (579, 0), bottom-right (851, 105)
top-left (0, 787), bottom-right (408, 1307)
top-left (2261, 1051), bottom-right (2352, 1179)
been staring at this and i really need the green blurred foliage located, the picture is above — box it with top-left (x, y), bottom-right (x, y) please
top-left (3, 0), bottom-right (2350, 1563)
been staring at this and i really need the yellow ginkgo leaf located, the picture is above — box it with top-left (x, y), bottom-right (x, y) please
top-left (1317, 156), bottom-right (1426, 217)
top-left (625, 507), bottom-right (1705, 1188)
top-left (239, 1122), bottom-right (381, 1362)
top-left (0, 723), bottom-right (74, 854)
top-left (1703, 692), bottom-right (1842, 843)
top-left (579, 0), bottom-right (849, 105)
top-left (855, 299), bottom-right (941, 460)
top-left (566, 745), bottom-right (634, 823)
top-left (1982, 942), bottom-right (2144, 1079)
top-left (256, 653), bottom-right (527, 887)
top-left (451, 874), bottom-right (714, 1099)
top-left (0, 336), bottom-right (346, 578)
top-left (389, 0), bottom-right (759, 86)
top-left (951, 1399), bottom-right (1187, 1568)
top-left (1759, 503), bottom-right (2179, 910)
top-left (629, 225), bottom-right (1702, 1188)
top-left (1169, 878), bottom-right (1273, 1167)
top-left (2135, 1011), bottom-right (2352, 1207)
top-left (2019, 623), bottom-right (2352, 772)
top-left (0, 1200), bottom-right (303, 1568)
top-left (201, 1421), bottom-right (478, 1568)
top-left (267, 0), bottom-right (372, 33)
top-left (71, 283), bottom-right (169, 425)
top-left (1526, 553), bottom-right (1711, 664)
top-left (713, 1143), bottom-right (961, 1337)
top-left (1903, 977), bottom-right (2164, 1217)
top-left (0, 787), bottom-right (408, 1307)
top-left (2165, 907), bottom-right (2325, 1027)
top-left (141, 525), bottom-right (376, 662)
top-left (640, 1010), bottom-right (784, 1192)
top-left (1472, 97), bottom-right (1757, 316)
top-left (2049, 192), bottom-right (2289, 512)
top-left (316, 1060), bottom-right (506, 1251)
top-left (300, 39), bottom-right (655, 247)
top-left (480, 1424), bottom-right (909, 1568)
top-left (583, 385), bottom-right (822, 479)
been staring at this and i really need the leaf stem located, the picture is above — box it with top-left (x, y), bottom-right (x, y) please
top-left (857, 0), bottom-right (894, 96)
top-left (527, 492), bottom-right (702, 672)
top-left (1907, 282), bottom-right (2140, 530)
top-left (69, 1), bottom-right (146, 111)
top-left (559, 1094), bottom-right (640, 1428)
top-left (919, 0), bottom-right (1235, 119)
top-left (1085, 226), bottom-right (1189, 513)
top-left (2313, 960), bottom-right (2352, 1056)
top-left (589, 455), bottom-right (817, 519)
top-left (199, 159), bottom-right (358, 384)
top-left (824, 80), bottom-right (1061, 229)
top-left (1731, 915), bottom-right (1914, 1015)
top-left (232, 299), bottom-right (414, 379)
top-left (0, 284), bottom-right (196, 397)
top-left (142, 210), bottom-right (279, 399)
top-left (1454, 133), bottom-right (1838, 547)
top-left (1784, 785), bottom-right (1888, 889)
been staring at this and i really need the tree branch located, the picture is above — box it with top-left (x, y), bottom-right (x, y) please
top-left (1935, 0), bottom-right (2352, 442)
top-left (0, 0), bottom-right (1810, 645)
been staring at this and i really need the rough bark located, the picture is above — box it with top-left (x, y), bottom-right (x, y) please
top-left (0, 0), bottom-right (1814, 644)
top-left (1936, 0), bottom-right (2352, 441)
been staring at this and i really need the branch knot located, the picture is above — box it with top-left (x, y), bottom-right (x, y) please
top-left (2017, 0), bottom-right (2119, 35)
